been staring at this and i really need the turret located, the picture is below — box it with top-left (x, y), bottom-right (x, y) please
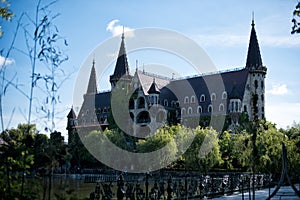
top-left (245, 18), bottom-right (267, 120)
top-left (66, 106), bottom-right (77, 144)
top-left (147, 78), bottom-right (160, 106)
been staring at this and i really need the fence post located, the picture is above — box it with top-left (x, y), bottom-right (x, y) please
top-left (240, 175), bottom-right (244, 200)
top-left (167, 176), bottom-right (173, 200)
top-left (146, 172), bottom-right (149, 200)
top-left (117, 174), bottom-right (125, 200)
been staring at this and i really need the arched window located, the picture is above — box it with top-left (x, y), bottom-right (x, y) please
top-left (171, 101), bottom-right (175, 107)
top-left (219, 103), bottom-right (224, 112)
top-left (208, 105), bottom-right (213, 113)
top-left (261, 94), bottom-right (264, 102)
top-left (163, 99), bottom-right (168, 107)
top-left (137, 97), bottom-right (145, 108)
top-left (184, 96), bottom-right (189, 104)
top-left (211, 93), bottom-right (216, 101)
top-left (261, 81), bottom-right (264, 89)
top-left (181, 108), bottom-right (186, 116)
top-left (137, 111), bottom-right (151, 124)
top-left (235, 102), bottom-right (238, 112)
top-left (200, 94), bottom-right (205, 102)
top-left (96, 108), bottom-right (101, 114)
top-left (222, 91), bottom-right (227, 99)
top-left (188, 107), bottom-right (193, 115)
top-left (254, 80), bottom-right (258, 89)
top-left (100, 117), bottom-right (104, 123)
top-left (231, 102), bottom-right (234, 112)
top-left (86, 109), bottom-right (89, 115)
top-left (191, 96), bottom-right (195, 103)
top-left (129, 98), bottom-right (134, 109)
top-left (243, 105), bottom-right (247, 112)
top-left (197, 106), bottom-right (202, 114)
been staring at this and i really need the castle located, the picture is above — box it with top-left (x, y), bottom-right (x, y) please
top-left (67, 19), bottom-right (267, 141)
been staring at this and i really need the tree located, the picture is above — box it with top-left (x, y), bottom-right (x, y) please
top-left (292, 2), bottom-right (300, 34)
top-left (0, 0), bottom-right (14, 37)
top-left (219, 131), bottom-right (235, 170)
top-left (183, 127), bottom-right (222, 173)
top-left (0, 124), bottom-right (39, 199)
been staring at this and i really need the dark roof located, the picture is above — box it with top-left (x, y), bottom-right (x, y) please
top-left (229, 85), bottom-right (241, 99)
top-left (78, 91), bottom-right (111, 122)
top-left (67, 107), bottom-right (76, 119)
top-left (159, 68), bottom-right (249, 113)
top-left (246, 20), bottom-right (263, 69)
top-left (110, 33), bottom-right (129, 81)
top-left (94, 92), bottom-right (111, 109)
top-left (147, 79), bottom-right (161, 94)
top-left (86, 61), bottom-right (97, 94)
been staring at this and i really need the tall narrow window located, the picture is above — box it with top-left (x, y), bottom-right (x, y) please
top-left (197, 106), bottom-right (202, 114)
top-left (184, 96), bottom-right (189, 104)
top-left (219, 104), bottom-right (224, 112)
top-left (181, 108), bottom-right (186, 116)
top-left (191, 96), bottom-right (195, 103)
top-left (200, 94), bottom-right (205, 102)
top-left (211, 93), bottom-right (216, 101)
top-left (188, 107), bottom-right (193, 115)
top-left (222, 91), bottom-right (227, 99)
top-left (208, 105), bottom-right (213, 113)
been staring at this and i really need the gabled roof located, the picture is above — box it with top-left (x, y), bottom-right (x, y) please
top-left (136, 71), bottom-right (170, 95)
top-left (147, 79), bottom-right (161, 94)
top-left (246, 20), bottom-right (263, 69)
top-left (229, 85), bottom-right (241, 100)
top-left (86, 60), bottom-right (97, 94)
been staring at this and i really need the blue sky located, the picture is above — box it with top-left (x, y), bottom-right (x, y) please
top-left (1, 0), bottom-right (300, 138)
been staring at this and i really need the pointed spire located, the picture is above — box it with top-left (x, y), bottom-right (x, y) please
top-left (148, 78), bottom-right (160, 94)
top-left (86, 59), bottom-right (97, 94)
top-left (111, 31), bottom-right (129, 77)
top-left (67, 106), bottom-right (76, 119)
top-left (246, 16), bottom-right (263, 69)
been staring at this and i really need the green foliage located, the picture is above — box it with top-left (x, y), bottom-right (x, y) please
top-left (183, 127), bottom-right (222, 173)
top-left (0, 0), bottom-right (14, 37)
top-left (292, 2), bottom-right (300, 34)
top-left (0, 124), bottom-right (40, 199)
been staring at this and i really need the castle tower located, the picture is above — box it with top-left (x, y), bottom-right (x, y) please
top-left (147, 78), bottom-right (160, 106)
top-left (109, 31), bottom-right (132, 89)
top-left (66, 106), bottom-right (77, 144)
top-left (243, 18), bottom-right (267, 121)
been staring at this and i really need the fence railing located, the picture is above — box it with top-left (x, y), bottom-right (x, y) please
top-left (85, 172), bottom-right (276, 200)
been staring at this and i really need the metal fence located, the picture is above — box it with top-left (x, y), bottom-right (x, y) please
top-left (85, 172), bottom-right (275, 200)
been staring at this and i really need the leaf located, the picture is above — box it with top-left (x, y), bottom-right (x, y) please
top-left (64, 39), bottom-right (68, 46)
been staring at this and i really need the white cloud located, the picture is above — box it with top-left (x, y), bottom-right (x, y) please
top-left (106, 19), bottom-right (134, 37)
top-left (0, 56), bottom-right (14, 67)
top-left (267, 84), bottom-right (288, 95)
